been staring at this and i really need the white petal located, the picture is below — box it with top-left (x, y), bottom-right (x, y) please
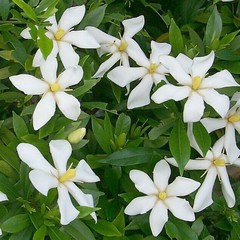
top-left (201, 70), bottom-right (239, 89)
top-left (166, 177), bottom-right (200, 197)
top-left (218, 167), bottom-right (235, 208)
top-left (32, 49), bottom-right (43, 67)
top-left (191, 51), bottom-right (214, 78)
top-left (193, 167), bottom-right (217, 212)
top-left (20, 27), bottom-right (32, 39)
top-left (165, 157), bottom-right (179, 167)
top-left (93, 53), bottom-right (121, 78)
top-left (58, 41), bottom-right (79, 68)
top-left (9, 75), bottom-right (48, 95)
top-left (129, 170), bottom-right (158, 195)
top-left (127, 75), bottom-right (153, 109)
top-left (49, 140), bottom-right (72, 176)
top-left (73, 160), bottom-right (100, 183)
top-left (46, 15), bottom-right (58, 33)
top-left (122, 15), bottom-right (145, 38)
top-left (57, 66), bottom-right (83, 89)
top-left (121, 52), bottom-right (130, 66)
top-left (63, 30), bottom-right (100, 49)
top-left (58, 6), bottom-right (85, 31)
top-left (55, 92), bottom-right (80, 120)
top-left (17, 143), bottom-right (56, 173)
top-left (124, 196), bottom-right (157, 215)
top-left (40, 57), bottom-right (57, 85)
top-left (152, 84), bottom-right (190, 104)
top-left (149, 201), bottom-right (168, 237)
top-left (57, 185), bottom-right (79, 225)
top-left (200, 118), bottom-right (227, 133)
top-left (165, 197), bottom-right (195, 221)
top-left (107, 66), bottom-right (147, 87)
top-left (153, 160), bottom-right (171, 192)
top-left (183, 91), bottom-right (205, 122)
top-left (176, 53), bottom-right (193, 74)
top-left (234, 121), bottom-right (240, 134)
top-left (150, 41), bottom-right (171, 63)
top-left (29, 169), bottom-right (58, 196)
top-left (33, 92), bottom-right (56, 130)
top-left (184, 159), bottom-right (211, 170)
top-left (211, 136), bottom-right (225, 157)
top-left (0, 192), bottom-right (8, 201)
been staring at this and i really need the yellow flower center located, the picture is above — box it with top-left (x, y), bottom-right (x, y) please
top-left (192, 76), bottom-right (202, 90)
top-left (118, 40), bottom-right (128, 52)
top-left (55, 28), bottom-right (65, 41)
top-left (149, 63), bottom-right (157, 74)
top-left (50, 83), bottom-right (61, 92)
top-left (213, 158), bottom-right (225, 167)
top-left (158, 191), bottom-right (167, 200)
top-left (228, 113), bottom-right (240, 123)
top-left (59, 169), bottom-right (76, 183)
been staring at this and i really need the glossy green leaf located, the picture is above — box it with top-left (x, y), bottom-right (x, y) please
top-left (12, 112), bottom-right (28, 138)
top-left (0, 0), bottom-right (10, 20)
top-left (33, 225), bottom-right (47, 240)
top-left (48, 226), bottom-right (71, 240)
top-left (115, 113), bottom-right (131, 136)
top-left (37, 26), bottom-right (53, 59)
top-left (165, 221), bottom-right (181, 240)
top-left (12, 0), bottom-right (37, 21)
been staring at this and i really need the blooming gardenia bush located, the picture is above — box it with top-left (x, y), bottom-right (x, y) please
top-left (0, 0), bottom-right (240, 239)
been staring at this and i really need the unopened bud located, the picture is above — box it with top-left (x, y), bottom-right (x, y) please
top-left (68, 128), bottom-right (86, 144)
top-left (115, 133), bottom-right (126, 148)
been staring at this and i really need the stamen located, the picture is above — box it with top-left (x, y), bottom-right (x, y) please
top-left (149, 63), bottom-right (157, 74)
top-left (59, 169), bottom-right (76, 183)
top-left (55, 28), bottom-right (65, 40)
top-left (118, 40), bottom-right (128, 52)
top-left (228, 113), bottom-right (240, 123)
top-left (192, 76), bottom-right (202, 90)
top-left (158, 191), bottom-right (167, 200)
top-left (213, 158), bottom-right (225, 167)
top-left (50, 83), bottom-right (61, 92)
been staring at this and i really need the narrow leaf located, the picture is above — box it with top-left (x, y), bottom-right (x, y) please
top-left (12, 112), bottom-right (28, 138)
top-left (12, 0), bottom-right (37, 21)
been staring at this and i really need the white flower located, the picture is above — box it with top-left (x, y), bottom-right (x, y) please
top-left (21, 5), bottom-right (100, 68)
top-left (201, 93), bottom-right (240, 163)
top-left (0, 192), bottom-right (7, 202)
top-left (9, 57), bottom-right (83, 130)
top-left (166, 137), bottom-right (236, 212)
top-left (86, 15), bottom-right (145, 78)
top-left (124, 160), bottom-right (200, 236)
top-left (107, 41), bottom-right (171, 109)
top-left (151, 51), bottom-right (239, 122)
top-left (17, 140), bottom-right (100, 225)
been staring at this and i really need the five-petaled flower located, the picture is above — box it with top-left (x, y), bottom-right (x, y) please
top-left (124, 160), bottom-right (200, 236)
top-left (151, 51), bottom-right (239, 122)
top-left (21, 5), bottom-right (100, 68)
top-left (17, 139), bottom-right (100, 225)
top-left (10, 57), bottom-right (83, 130)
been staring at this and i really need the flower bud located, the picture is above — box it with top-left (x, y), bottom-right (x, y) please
top-left (68, 128), bottom-right (86, 144)
top-left (115, 133), bottom-right (127, 149)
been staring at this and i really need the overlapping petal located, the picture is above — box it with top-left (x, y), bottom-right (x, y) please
top-left (122, 15), bottom-right (144, 38)
top-left (176, 53), bottom-right (192, 74)
top-left (201, 118), bottom-right (227, 133)
top-left (40, 57), bottom-right (57, 85)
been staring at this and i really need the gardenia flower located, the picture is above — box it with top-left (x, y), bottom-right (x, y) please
top-left (124, 160), bottom-right (200, 236)
top-left (107, 40), bottom-right (171, 109)
top-left (17, 140), bottom-right (100, 225)
top-left (151, 51), bottom-right (239, 122)
top-left (86, 15), bottom-right (145, 78)
top-left (166, 137), bottom-right (236, 212)
top-left (9, 57), bottom-right (83, 130)
top-left (21, 5), bottom-right (100, 68)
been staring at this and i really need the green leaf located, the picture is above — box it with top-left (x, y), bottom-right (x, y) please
top-left (39, 115), bottom-right (58, 139)
top-left (169, 119), bottom-right (190, 175)
top-left (115, 113), bottom-right (131, 136)
top-left (37, 26), bottom-right (53, 59)
top-left (2, 214), bottom-right (31, 233)
top-left (72, 79), bottom-right (101, 97)
top-left (0, 0), bottom-right (10, 21)
top-left (165, 221), bottom-right (181, 240)
top-left (174, 219), bottom-right (198, 240)
top-left (112, 208), bottom-right (125, 234)
top-left (193, 122), bottom-right (211, 156)
top-left (100, 147), bottom-right (168, 166)
top-left (12, 112), bottom-right (28, 138)
top-left (48, 226), bottom-right (71, 240)
top-left (191, 217), bottom-right (204, 236)
top-left (12, 0), bottom-right (37, 21)
top-left (9, 227), bottom-right (34, 240)
top-left (63, 220), bottom-right (96, 240)
top-left (87, 219), bottom-right (121, 237)
top-left (33, 225), bottom-right (47, 240)
top-left (188, 27), bottom-right (204, 55)
top-left (0, 160), bottom-right (17, 180)
top-left (169, 18), bottom-right (184, 55)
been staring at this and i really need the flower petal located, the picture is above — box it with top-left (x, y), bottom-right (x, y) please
top-left (20, 27), bottom-right (32, 39)
top-left (151, 42), bottom-right (171, 62)
top-left (49, 140), bottom-right (72, 176)
top-left (149, 201), bottom-right (168, 237)
top-left (58, 6), bottom-right (85, 31)
top-left (46, 15), bottom-right (58, 33)
top-left (129, 170), bottom-right (158, 195)
top-left (153, 160), bottom-right (171, 192)
top-left (152, 84), bottom-right (190, 104)
top-left (184, 159), bottom-right (211, 170)
top-left (55, 92), bottom-right (80, 120)
top-left (17, 143), bottom-right (56, 173)
top-left (124, 196), bottom-right (157, 215)
top-left (58, 41), bottom-right (79, 68)
top-left (200, 118), bottom-right (227, 133)
top-left (32, 49), bottom-right (43, 67)
top-left (193, 167), bottom-right (217, 212)
top-left (127, 74), bottom-right (153, 109)
top-left (122, 15), bottom-right (145, 38)
top-left (176, 53), bottom-right (193, 74)
top-left (183, 91), bottom-right (205, 122)
top-left (0, 192), bottom-right (8, 201)
top-left (191, 51), bottom-right (214, 78)
top-left (40, 57), bottom-right (57, 85)
top-left (9, 75), bottom-right (48, 95)
top-left (57, 185), bottom-right (79, 225)
top-left (74, 160), bottom-right (100, 183)
top-left (63, 30), bottom-right (100, 49)
top-left (165, 197), bottom-right (195, 221)
top-left (57, 66), bottom-right (83, 89)
top-left (166, 176), bottom-right (200, 197)
top-left (199, 89), bottom-right (230, 118)
top-left (211, 135), bottom-right (225, 157)
top-left (29, 169), bottom-right (58, 196)
top-left (33, 92), bottom-right (56, 130)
